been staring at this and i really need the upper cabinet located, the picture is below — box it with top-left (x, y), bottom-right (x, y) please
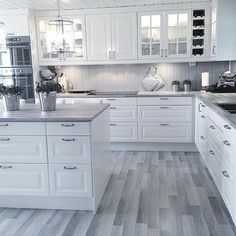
top-left (138, 10), bottom-right (191, 60)
top-left (0, 14), bottom-right (29, 36)
top-left (86, 13), bottom-right (137, 61)
top-left (211, 0), bottom-right (236, 61)
top-left (36, 15), bottom-right (86, 63)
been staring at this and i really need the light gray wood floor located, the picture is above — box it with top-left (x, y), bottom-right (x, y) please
top-left (0, 151), bottom-right (235, 236)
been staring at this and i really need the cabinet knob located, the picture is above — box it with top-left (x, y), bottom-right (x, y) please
top-left (210, 125), bottom-right (215, 130)
top-left (110, 106), bottom-right (116, 110)
top-left (222, 171), bottom-right (229, 178)
top-left (64, 166), bottom-right (77, 170)
top-left (223, 140), bottom-right (231, 146)
top-left (110, 123), bottom-right (117, 126)
top-left (224, 124), bottom-right (231, 130)
top-left (201, 115), bottom-right (205, 118)
top-left (0, 165), bottom-right (12, 169)
top-left (61, 124), bottom-right (75, 127)
top-left (200, 136), bottom-right (205, 140)
top-left (62, 138), bottom-right (76, 142)
top-left (209, 150), bottom-right (214, 155)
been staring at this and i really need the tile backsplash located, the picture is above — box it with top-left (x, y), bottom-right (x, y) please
top-left (60, 61), bottom-right (229, 92)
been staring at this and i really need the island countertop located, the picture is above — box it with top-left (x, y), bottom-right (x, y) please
top-left (0, 103), bottom-right (110, 122)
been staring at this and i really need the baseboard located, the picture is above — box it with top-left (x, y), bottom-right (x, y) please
top-left (111, 142), bottom-right (198, 152)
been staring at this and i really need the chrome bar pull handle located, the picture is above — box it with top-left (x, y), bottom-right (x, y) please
top-left (0, 138), bottom-right (10, 141)
top-left (223, 140), bottom-right (231, 146)
top-left (62, 138), bottom-right (76, 142)
top-left (0, 165), bottom-right (12, 169)
top-left (64, 166), bottom-right (77, 170)
top-left (222, 171), bottom-right (229, 178)
top-left (0, 124), bottom-right (8, 127)
top-left (61, 124), bottom-right (75, 127)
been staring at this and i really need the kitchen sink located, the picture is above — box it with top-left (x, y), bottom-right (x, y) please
top-left (215, 103), bottom-right (236, 114)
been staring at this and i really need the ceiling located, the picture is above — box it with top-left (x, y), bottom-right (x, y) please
top-left (0, 0), bottom-right (210, 10)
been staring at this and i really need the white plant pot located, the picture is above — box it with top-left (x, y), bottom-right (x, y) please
top-left (3, 94), bottom-right (20, 111)
top-left (39, 92), bottom-right (57, 111)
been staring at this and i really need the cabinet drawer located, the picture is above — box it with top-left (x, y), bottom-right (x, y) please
top-left (46, 122), bottom-right (90, 135)
top-left (0, 164), bottom-right (49, 196)
top-left (49, 164), bottom-right (92, 197)
top-left (0, 136), bottom-right (47, 163)
top-left (138, 122), bottom-right (192, 143)
top-left (0, 122), bottom-right (45, 135)
top-left (138, 106), bottom-right (192, 122)
top-left (138, 97), bottom-right (192, 106)
top-left (110, 106), bottom-right (137, 121)
top-left (110, 122), bottom-right (137, 142)
top-left (102, 97), bottom-right (137, 106)
top-left (48, 136), bottom-right (91, 164)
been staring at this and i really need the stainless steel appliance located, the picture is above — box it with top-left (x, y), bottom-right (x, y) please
top-left (0, 67), bottom-right (34, 102)
top-left (0, 36), bottom-right (34, 102)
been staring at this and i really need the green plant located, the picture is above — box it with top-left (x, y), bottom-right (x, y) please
top-left (172, 80), bottom-right (180, 85)
top-left (183, 80), bottom-right (192, 85)
top-left (35, 82), bottom-right (63, 95)
top-left (0, 84), bottom-right (23, 96)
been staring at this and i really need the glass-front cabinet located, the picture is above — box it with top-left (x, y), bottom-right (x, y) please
top-left (138, 10), bottom-right (191, 59)
top-left (36, 16), bottom-right (86, 64)
top-left (139, 12), bottom-right (163, 58)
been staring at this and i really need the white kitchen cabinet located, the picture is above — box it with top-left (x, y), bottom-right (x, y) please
top-left (47, 136), bottom-right (91, 164)
top-left (0, 164), bottom-right (49, 196)
top-left (110, 122), bottom-right (137, 142)
top-left (211, 0), bottom-right (236, 60)
top-left (46, 122), bottom-right (90, 136)
top-left (0, 14), bottom-right (29, 36)
top-left (139, 122), bottom-right (192, 143)
top-left (36, 15), bottom-right (86, 63)
top-left (138, 10), bottom-right (191, 59)
top-left (138, 106), bottom-right (192, 122)
top-left (49, 164), bottom-right (92, 197)
top-left (86, 13), bottom-right (137, 61)
top-left (0, 136), bottom-right (47, 163)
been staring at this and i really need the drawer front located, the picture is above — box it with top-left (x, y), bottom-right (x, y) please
top-left (0, 164), bottom-right (49, 196)
top-left (110, 122), bottom-right (137, 142)
top-left (110, 106), bottom-right (137, 121)
top-left (138, 122), bottom-right (192, 143)
top-left (0, 122), bottom-right (45, 135)
top-left (138, 97), bottom-right (192, 106)
top-left (46, 122), bottom-right (90, 135)
top-left (49, 164), bottom-right (92, 197)
top-left (48, 136), bottom-right (91, 164)
top-left (138, 106), bottom-right (192, 122)
top-left (63, 98), bottom-right (103, 104)
top-left (0, 136), bottom-right (47, 163)
top-left (102, 97), bottom-right (137, 106)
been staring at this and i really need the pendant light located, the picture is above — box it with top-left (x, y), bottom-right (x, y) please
top-left (0, 22), bottom-right (6, 53)
top-left (48, 0), bottom-right (74, 54)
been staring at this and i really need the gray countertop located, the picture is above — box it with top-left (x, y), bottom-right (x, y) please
top-left (197, 93), bottom-right (236, 129)
top-left (0, 103), bottom-right (110, 122)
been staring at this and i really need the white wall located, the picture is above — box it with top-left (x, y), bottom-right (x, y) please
top-left (60, 61), bottom-right (229, 92)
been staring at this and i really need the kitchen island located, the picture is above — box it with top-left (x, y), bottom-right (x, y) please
top-left (0, 103), bottom-right (111, 212)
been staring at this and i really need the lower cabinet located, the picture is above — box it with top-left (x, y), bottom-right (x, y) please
top-left (110, 122), bottom-right (137, 142)
top-left (138, 122), bottom-right (192, 142)
top-left (49, 164), bottom-right (92, 197)
top-left (0, 164), bottom-right (49, 196)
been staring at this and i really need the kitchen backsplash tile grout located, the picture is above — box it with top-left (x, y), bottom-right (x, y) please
top-left (60, 61), bottom-right (230, 91)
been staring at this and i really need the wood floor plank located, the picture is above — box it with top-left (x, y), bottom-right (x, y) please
top-left (0, 151), bottom-right (234, 236)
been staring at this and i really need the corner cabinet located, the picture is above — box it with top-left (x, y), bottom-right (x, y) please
top-left (86, 13), bottom-right (137, 61)
top-left (138, 10), bottom-right (191, 59)
top-left (36, 15), bottom-right (86, 64)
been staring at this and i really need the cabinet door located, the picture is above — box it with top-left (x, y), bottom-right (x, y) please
top-left (211, 0), bottom-right (217, 57)
top-left (0, 136), bottom-right (47, 163)
top-left (49, 164), bottom-right (92, 197)
top-left (138, 12), bottom-right (164, 59)
top-left (86, 14), bottom-right (112, 61)
top-left (110, 106), bottom-right (137, 122)
top-left (0, 164), bottom-right (49, 196)
top-left (110, 122), bottom-right (137, 142)
top-left (138, 122), bottom-right (192, 143)
top-left (164, 11), bottom-right (191, 58)
top-left (138, 106), bottom-right (192, 122)
top-left (47, 136), bottom-right (91, 164)
top-left (111, 13), bottom-right (137, 60)
top-left (36, 16), bottom-right (86, 62)
top-left (0, 15), bottom-right (29, 36)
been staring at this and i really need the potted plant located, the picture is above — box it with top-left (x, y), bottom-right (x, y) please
top-left (171, 80), bottom-right (181, 92)
top-left (0, 84), bottom-right (23, 111)
top-left (183, 80), bottom-right (192, 92)
top-left (35, 82), bottom-right (62, 111)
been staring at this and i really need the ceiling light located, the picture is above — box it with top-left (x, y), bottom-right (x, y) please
top-left (48, 0), bottom-right (74, 54)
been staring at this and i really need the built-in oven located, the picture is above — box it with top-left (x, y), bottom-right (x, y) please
top-left (0, 67), bottom-right (34, 103)
top-left (0, 36), bottom-right (32, 67)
